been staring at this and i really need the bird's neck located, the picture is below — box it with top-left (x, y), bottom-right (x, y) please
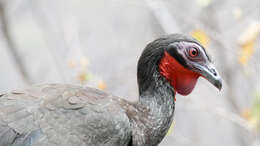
top-left (132, 73), bottom-right (175, 145)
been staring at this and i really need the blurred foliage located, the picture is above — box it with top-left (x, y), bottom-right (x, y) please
top-left (197, 0), bottom-right (212, 8)
top-left (68, 56), bottom-right (106, 90)
top-left (251, 93), bottom-right (260, 131)
top-left (238, 21), bottom-right (260, 66)
top-left (97, 80), bottom-right (107, 90)
top-left (239, 40), bottom-right (255, 66)
top-left (242, 92), bottom-right (260, 131)
top-left (232, 7), bottom-right (243, 20)
top-left (191, 29), bottom-right (209, 47)
top-left (78, 70), bottom-right (90, 83)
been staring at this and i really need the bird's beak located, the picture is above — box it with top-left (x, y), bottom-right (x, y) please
top-left (195, 63), bottom-right (222, 91)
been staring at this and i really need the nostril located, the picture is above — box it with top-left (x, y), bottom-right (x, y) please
top-left (211, 69), bottom-right (217, 76)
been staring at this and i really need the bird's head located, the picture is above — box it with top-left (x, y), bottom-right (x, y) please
top-left (137, 34), bottom-right (222, 96)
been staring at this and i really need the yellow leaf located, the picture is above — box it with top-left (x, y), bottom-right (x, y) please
top-left (238, 21), bottom-right (260, 66)
top-left (191, 29), bottom-right (209, 47)
top-left (238, 39), bottom-right (255, 65)
top-left (97, 80), bottom-right (107, 90)
top-left (166, 121), bottom-right (175, 136)
top-left (241, 108), bottom-right (251, 120)
top-left (78, 71), bottom-right (89, 82)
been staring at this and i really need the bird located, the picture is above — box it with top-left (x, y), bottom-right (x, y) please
top-left (0, 34), bottom-right (222, 146)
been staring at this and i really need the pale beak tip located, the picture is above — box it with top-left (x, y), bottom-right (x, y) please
top-left (214, 79), bottom-right (222, 91)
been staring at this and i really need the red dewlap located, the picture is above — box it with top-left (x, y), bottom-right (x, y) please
top-left (159, 51), bottom-right (200, 96)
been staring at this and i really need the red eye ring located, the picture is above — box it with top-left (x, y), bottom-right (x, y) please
top-left (189, 48), bottom-right (199, 57)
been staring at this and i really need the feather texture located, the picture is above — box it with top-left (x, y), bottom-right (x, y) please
top-left (0, 84), bottom-right (132, 146)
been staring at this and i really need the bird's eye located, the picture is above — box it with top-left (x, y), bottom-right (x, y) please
top-left (189, 48), bottom-right (199, 57)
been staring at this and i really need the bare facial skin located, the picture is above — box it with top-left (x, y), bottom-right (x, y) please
top-left (168, 41), bottom-right (222, 90)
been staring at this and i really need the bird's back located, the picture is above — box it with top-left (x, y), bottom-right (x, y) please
top-left (0, 84), bottom-right (132, 146)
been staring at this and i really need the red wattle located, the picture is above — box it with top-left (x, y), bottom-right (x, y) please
top-left (159, 51), bottom-right (199, 96)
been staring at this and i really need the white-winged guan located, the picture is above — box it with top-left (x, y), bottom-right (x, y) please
top-left (0, 34), bottom-right (222, 146)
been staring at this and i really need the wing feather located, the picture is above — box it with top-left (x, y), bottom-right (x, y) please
top-left (0, 84), bottom-right (132, 146)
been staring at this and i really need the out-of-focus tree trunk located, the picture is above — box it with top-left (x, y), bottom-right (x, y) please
top-left (0, 2), bottom-right (30, 84)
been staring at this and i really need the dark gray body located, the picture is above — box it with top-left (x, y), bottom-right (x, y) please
top-left (0, 84), bottom-right (133, 146)
top-left (0, 81), bottom-right (175, 146)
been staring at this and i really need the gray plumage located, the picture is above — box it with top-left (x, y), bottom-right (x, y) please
top-left (0, 84), bottom-right (133, 146)
top-left (0, 79), bottom-right (174, 146)
top-left (0, 34), bottom-right (220, 146)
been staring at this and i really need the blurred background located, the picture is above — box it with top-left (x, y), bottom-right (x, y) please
top-left (0, 0), bottom-right (259, 145)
